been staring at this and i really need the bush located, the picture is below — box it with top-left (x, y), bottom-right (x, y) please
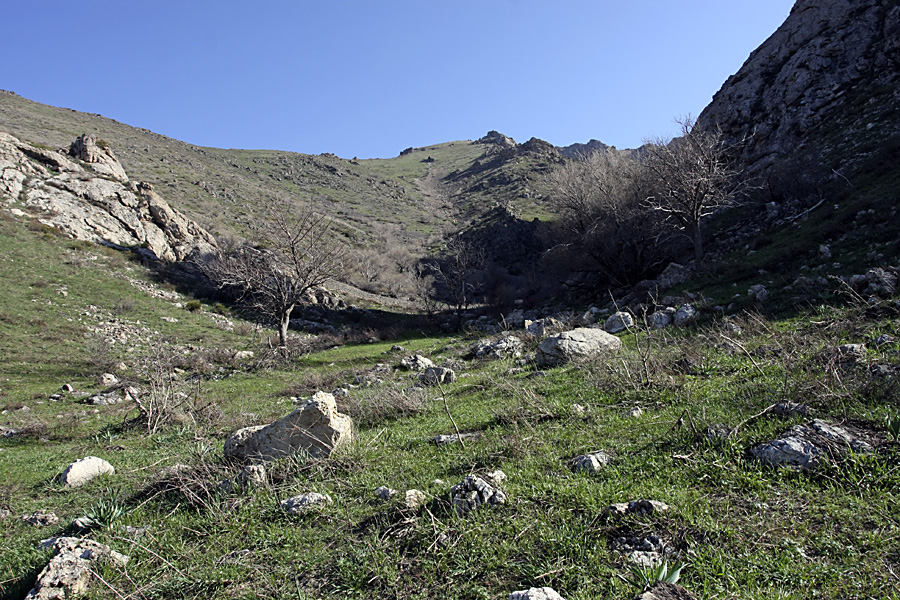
top-left (185, 299), bottom-right (202, 312)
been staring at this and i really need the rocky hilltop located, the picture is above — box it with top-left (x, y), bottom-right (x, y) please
top-left (0, 132), bottom-right (215, 261)
top-left (698, 0), bottom-right (900, 173)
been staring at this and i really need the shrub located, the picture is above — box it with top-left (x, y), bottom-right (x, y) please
top-left (185, 299), bottom-right (202, 312)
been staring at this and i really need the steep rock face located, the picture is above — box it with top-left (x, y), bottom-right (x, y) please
top-left (0, 131), bottom-right (215, 261)
top-left (698, 0), bottom-right (900, 173)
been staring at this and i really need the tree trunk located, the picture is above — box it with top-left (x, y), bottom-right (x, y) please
top-left (692, 222), bottom-right (704, 263)
top-left (278, 303), bottom-right (295, 347)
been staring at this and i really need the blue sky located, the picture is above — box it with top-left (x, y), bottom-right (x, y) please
top-left (3, 1), bottom-right (793, 158)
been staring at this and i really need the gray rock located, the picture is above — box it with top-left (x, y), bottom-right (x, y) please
top-left (399, 354), bottom-right (434, 371)
top-left (421, 366), bottom-right (457, 386)
top-left (572, 451), bottom-right (611, 474)
top-left (748, 284), bottom-right (769, 302)
top-left (431, 432), bottom-right (480, 445)
top-left (237, 465), bottom-right (267, 487)
top-left (25, 537), bottom-right (128, 600)
top-left (525, 317), bottom-right (564, 338)
top-left (450, 475), bottom-right (507, 516)
top-left (673, 305), bottom-right (697, 325)
top-left (509, 588), bottom-right (564, 600)
top-left (771, 402), bottom-right (812, 417)
top-left (280, 492), bottom-right (332, 514)
top-left (865, 268), bottom-right (897, 296)
top-left (649, 311), bottom-right (672, 329)
top-left (374, 486), bottom-right (397, 500)
top-left (58, 456), bottom-right (115, 487)
top-left (602, 499), bottom-right (669, 520)
top-left (98, 373), bottom-right (119, 386)
top-left (536, 327), bottom-right (622, 368)
top-left (22, 512), bottom-right (59, 527)
top-left (626, 407), bottom-right (644, 418)
top-left (472, 335), bottom-right (524, 360)
top-left (656, 262), bottom-right (692, 291)
top-left (68, 134), bottom-right (129, 181)
top-left (224, 392), bottom-right (353, 462)
top-left (604, 311), bottom-right (634, 334)
top-left (751, 419), bottom-right (873, 470)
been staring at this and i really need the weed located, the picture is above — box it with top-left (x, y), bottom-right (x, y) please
top-left (619, 560), bottom-right (686, 591)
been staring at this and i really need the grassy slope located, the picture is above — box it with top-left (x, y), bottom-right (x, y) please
top-left (1, 210), bottom-right (898, 600)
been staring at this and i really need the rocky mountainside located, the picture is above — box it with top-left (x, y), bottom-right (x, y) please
top-left (698, 0), bottom-right (900, 175)
top-left (0, 131), bottom-right (215, 262)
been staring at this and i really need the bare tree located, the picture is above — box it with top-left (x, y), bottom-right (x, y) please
top-left (200, 200), bottom-right (347, 346)
top-left (644, 116), bottom-right (748, 263)
top-left (420, 236), bottom-right (485, 328)
top-left (549, 150), bottom-right (673, 286)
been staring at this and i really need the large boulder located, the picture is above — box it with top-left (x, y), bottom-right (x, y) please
top-left (536, 327), bottom-right (622, 368)
top-left (224, 392), bottom-right (353, 462)
top-left (58, 456), bottom-right (115, 487)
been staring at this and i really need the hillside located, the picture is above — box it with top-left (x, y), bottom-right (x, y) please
top-left (2, 1), bottom-right (900, 598)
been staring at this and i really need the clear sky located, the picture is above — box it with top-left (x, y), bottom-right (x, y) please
top-left (2, 1), bottom-right (793, 159)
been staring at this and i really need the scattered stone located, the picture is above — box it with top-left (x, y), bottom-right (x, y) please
top-left (751, 419), bottom-right (874, 471)
top-left (421, 366), bottom-right (457, 386)
top-left (224, 392), bottom-right (353, 462)
top-left (22, 512), bottom-right (59, 527)
top-left (673, 305), bottom-right (697, 325)
top-left (604, 311), bottom-right (634, 334)
top-left (873, 334), bottom-right (896, 347)
top-left (525, 317), bottom-right (564, 338)
top-left (770, 402), bottom-right (812, 417)
top-left (25, 536), bottom-right (129, 600)
top-left (837, 343), bottom-right (867, 359)
top-left (233, 350), bottom-right (255, 361)
top-left (237, 464), bottom-right (267, 488)
top-left (405, 489), bottom-right (427, 509)
top-left (536, 327), bottom-right (622, 368)
top-left (374, 486), bottom-right (397, 500)
top-left (509, 587), bottom-right (564, 600)
top-left (280, 492), bottom-right (332, 514)
top-left (431, 432), bottom-right (480, 445)
top-left (656, 263), bottom-right (692, 291)
top-left (626, 407), bottom-right (644, 418)
top-left (400, 354), bottom-right (434, 371)
top-left (572, 451), bottom-right (611, 474)
top-left (748, 284), bottom-right (769, 302)
top-left (485, 470), bottom-right (507, 485)
top-left (472, 335), bottom-right (524, 360)
top-left (649, 311), bottom-right (672, 329)
top-left (602, 499), bottom-right (669, 520)
top-left (450, 475), bottom-right (507, 516)
top-left (98, 373), bottom-right (119, 386)
top-left (58, 456), bottom-right (115, 487)
top-left (865, 268), bottom-right (897, 296)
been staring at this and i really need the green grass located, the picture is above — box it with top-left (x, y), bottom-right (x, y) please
top-left (2, 209), bottom-right (899, 599)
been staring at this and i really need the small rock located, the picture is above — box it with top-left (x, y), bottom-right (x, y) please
top-left (673, 304), bottom-right (697, 325)
top-left (602, 499), bottom-right (669, 520)
top-left (626, 407), bottom-right (643, 418)
top-left (770, 402), bottom-right (812, 417)
top-left (58, 456), bottom-right (115, 487)
top-left (233, 350), bottom-right (254, 361)
top-left (570, 403), bottom-right (587, 416)
top-left (405, 489), bottom-right (427, 509)
top-left (649, 311), bottom-right (671, 329)
top-left (374, 486), bottom-right (397, 500)
top-left (450, 475), bottom-right (506, 516)
top-left (61, 383), bottom-right (75, 393)
top-left (280, 492), bottom-right (332, 514)
top-left (421, 366), bottom-right (456, 386)
top-left (25, 536), bottom-right (128, 600)
top-left (22, 512), bottom-right (59, 527)
top-left (237, 464), bottom-right (267, 487)
top-left (572, 451), bottom-right (611, 473)
top-left (98, 373), bottom-right (119, 386)
top-left (604, 311), bottom-right (634, 334)
top-left (509, 588), bottom-right (564, 600)
top-left (400, 354), bottom-right (434, 371)
top-left (431, 432), bottom-right (479, 445)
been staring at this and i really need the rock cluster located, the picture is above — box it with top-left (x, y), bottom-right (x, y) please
top-left (450, 474), bottom-right (507, 516)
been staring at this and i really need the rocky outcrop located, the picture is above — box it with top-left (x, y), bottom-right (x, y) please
top-left (0, 131), bottom-right (215, 261)
top-left (224, 391), bottom-right (353, 462)
top-left (698, 0), bottom-right (900, 173)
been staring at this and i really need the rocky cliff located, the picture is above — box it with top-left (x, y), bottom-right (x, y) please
top-left (0, 132), bottom-right (216, 261)
top-left (698, 0), bottom-right (900, 174)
